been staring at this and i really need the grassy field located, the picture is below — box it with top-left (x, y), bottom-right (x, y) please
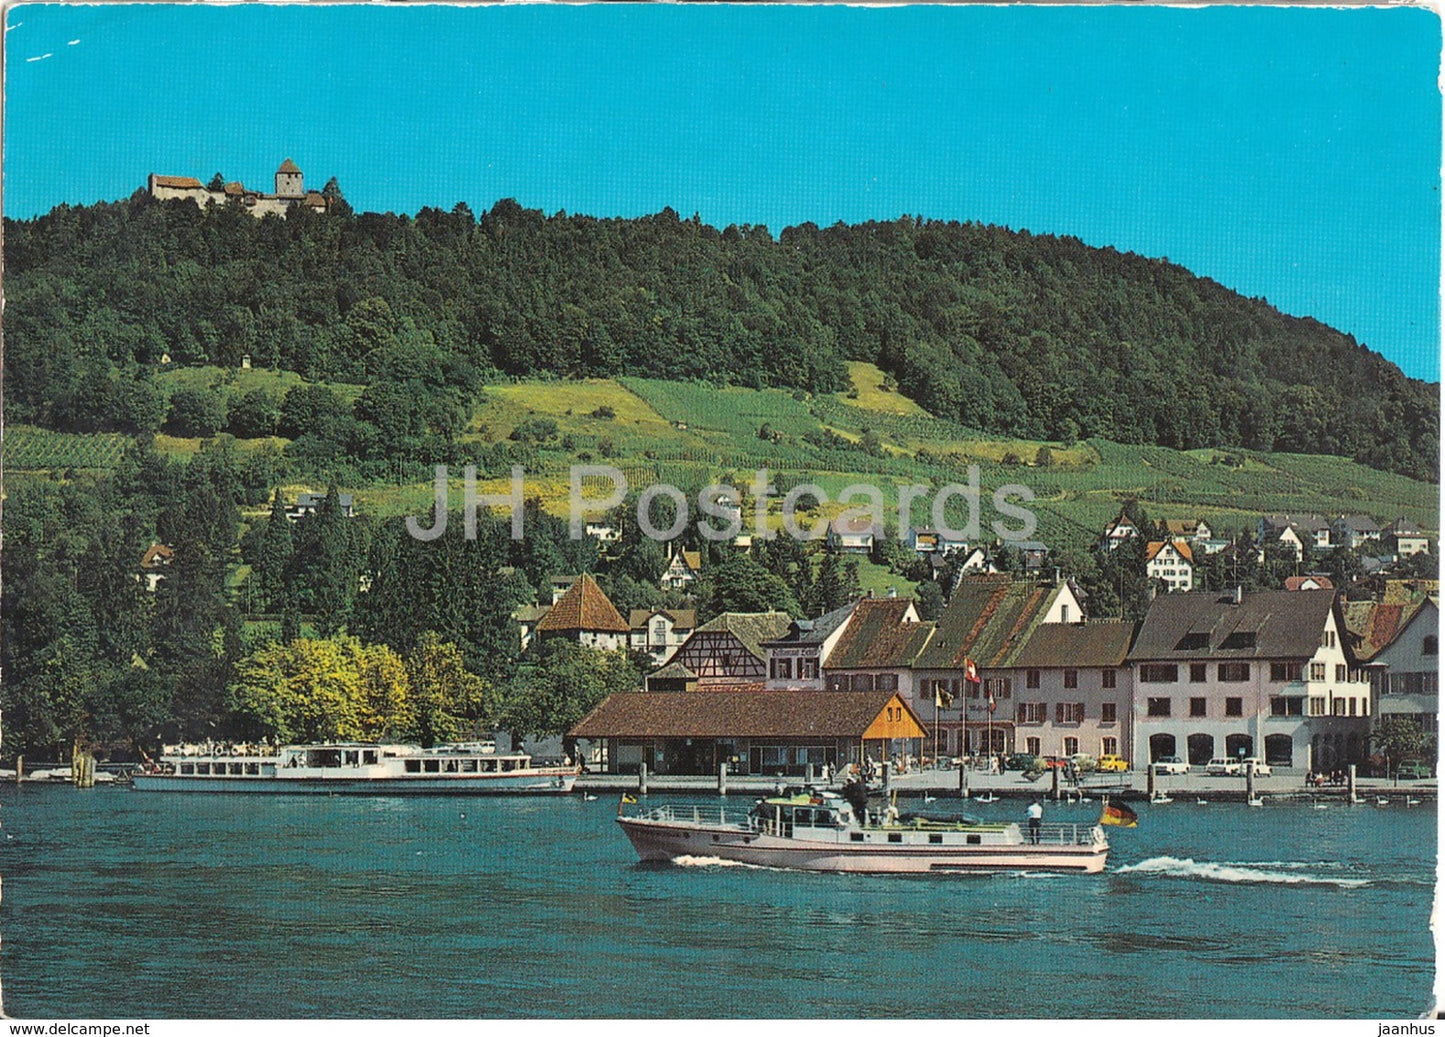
top-left (11, 367), bottom-right (1438, 554)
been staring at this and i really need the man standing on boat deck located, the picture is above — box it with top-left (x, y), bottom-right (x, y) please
top-left (1027, 801), bottom-right (1043, 843)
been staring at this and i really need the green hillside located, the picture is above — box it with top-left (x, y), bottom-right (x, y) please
top-left (11, 361), bottom-right (1434, 550)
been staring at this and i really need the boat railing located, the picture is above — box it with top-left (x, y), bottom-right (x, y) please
top-left (1027, 822), bottom-right (1106, 846)
top-left (633, 803), bottom-right (754, 828)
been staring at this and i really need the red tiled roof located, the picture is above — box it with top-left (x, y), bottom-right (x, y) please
top-left (151, 175), bottom-right (203, 189)
top-left (569, 689), bottom-right (924, 740)
top-left (277, 158), bottom-right (301, 174)
top-left (139, 544), bottom-right (174, 569)
top-left (1145, 540), bottom-right (1193, 564)
top-left (534, 573), bottom-right (628, 634)
top-left (1284, 576), bottom-right (1333, 591)
top-left (826, 598), bottom-right (934, 669)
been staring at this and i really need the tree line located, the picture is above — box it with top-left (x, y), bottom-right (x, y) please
top-left (4, 191), bottom-right (1436, 481)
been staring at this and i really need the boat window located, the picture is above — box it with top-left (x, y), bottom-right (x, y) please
top-left (887, 832), bottom-right (902, 843)
top-left (501, 760), bottom-right (515, 772)
top-left (229, 763), bottom-right (244, 775)
top-left (794, 808), bottom-right (813, 825)
top-left (363, 750), bottom-right (378, 765)
top-left (423, 759), bottom-right (440, 773)
top-left (405, 760), bottom-right (421, 773)
top-left (246, 763), bottom-right (259, 775)
top-left (198, 763), bottom-right (211, 775)
top-left (850, 832), bottom-right (865, 842)
top-left (966, 834), bottom-right (981, 845)
top-left (482, 759), bottom-right (497, 772)
top-left (443, 760), bottom-right (459, 773)
top-left (929, 834), bottom-right (943, 845)
top-left (461, 759), bottom-right (478, 773)
top-left (345, 751), bottom-right (359, 766)
top-left (180, 764), bottom-right (195, 775)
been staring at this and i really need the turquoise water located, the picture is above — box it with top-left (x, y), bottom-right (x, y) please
top-left (0, 786), bottom-right (1434, 1018)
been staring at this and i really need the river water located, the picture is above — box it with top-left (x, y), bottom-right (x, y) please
top-left (0, 785), bottom-right (1434, 1018)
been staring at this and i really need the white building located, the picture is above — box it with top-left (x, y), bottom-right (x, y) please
top-left (1145, 540), bottom-right (1194, 593)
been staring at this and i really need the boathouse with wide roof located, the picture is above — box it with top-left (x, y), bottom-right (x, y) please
top-left (569, 689), bottom-right (927, 776)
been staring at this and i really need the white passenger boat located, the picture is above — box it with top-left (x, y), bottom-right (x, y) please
top-left (133, 742), bottom-right (577, 795)
top-left (617, 787), bottom-right (1108, 874)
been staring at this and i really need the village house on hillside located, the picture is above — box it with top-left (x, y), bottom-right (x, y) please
top-left (137, 543), bottom-right (174, 592)
top-left (532, 574), bottom-right (629, 651)
top-left (287, 492), bottom-right (356, 521)
top-left (1102, 510), bottom-right (1141, 550)
top-left (148, 159), bottom-right (333, 217)
top-left (629, 608), bottom-right (697, 666)
top-left (1162, 518), bottom-right (1212, 543)
top-left (826, 515), bottom-right (880, 554)
top-left (1145, 539), bottom-right (1194, 592)
top-left (660, 549), bottom-right (702, 590)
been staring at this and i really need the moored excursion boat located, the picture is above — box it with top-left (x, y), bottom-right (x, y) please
top-left (133, 742), bottom-right (578, 795)
top-left (617, 786), bottom-right (1108, 874)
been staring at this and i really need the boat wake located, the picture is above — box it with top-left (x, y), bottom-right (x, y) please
top-left (669, 854), bottom-right (771, 870)
top-left (1115, 855), bottom-right (1371, 888)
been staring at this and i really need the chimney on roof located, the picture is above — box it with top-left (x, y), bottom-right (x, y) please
top-left (887, 586), bottom-right (897, 598)
top-left (1232, 585), bottom-right (1243, 605)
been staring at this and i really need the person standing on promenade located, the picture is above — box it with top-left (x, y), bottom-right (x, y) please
top-left (1027, 800), bottom-right (1043, 843)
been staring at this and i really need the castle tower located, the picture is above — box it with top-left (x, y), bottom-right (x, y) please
top-left (274, 158), bottom-right (303, 198)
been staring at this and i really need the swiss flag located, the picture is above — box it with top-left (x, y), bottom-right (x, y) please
top-left (964, 658), bottom-right (980, 684)
top-left (988, 688), bottom-right (996, 713)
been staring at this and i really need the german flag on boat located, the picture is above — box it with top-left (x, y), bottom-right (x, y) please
top-left (1100, 800), bottom-right (1138, 827)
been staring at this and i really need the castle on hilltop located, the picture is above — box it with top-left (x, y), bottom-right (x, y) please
top-left (147, 158), bottom-right (332, 217)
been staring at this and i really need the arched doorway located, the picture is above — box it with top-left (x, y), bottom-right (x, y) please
top-left (1187, 733), bottom-right (1214, 766)
top-left (1225, 733), bottom-right (1253, 760)
top-left (1149, 733), bottom-right (1177, 761)
top-left (1264, 734), bottom-right (1293, 768)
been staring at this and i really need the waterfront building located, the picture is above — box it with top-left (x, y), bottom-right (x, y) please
top-left (912, 575), bottom-right (1082, 757)
top-left (820, 597), bottom-right (935, 705)
top-left (1009, 622), bottom-right (1136, 763)
top-left (1128, 587), bottom-right (1370, 772)
top-left (761, 602), bottom-right (858, 690)
top-left (1346, 593), bottom-right (1439, 744)
top-left (569, 688), bottom-right (927, 775)
top-left (667, 611), bottom-right (793, 687)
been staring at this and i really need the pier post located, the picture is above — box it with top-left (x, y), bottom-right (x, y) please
top-left (14, 756), bottom-right (21, 785)
top-left (1347, 764), bottom-right (1357, 804)
top-left (638, 761), bottom-right (648, 797)
top-left (1146, 763), bottom-right (1156, 798)
top-left (1245, 760), bottom-right (1255, 802)
top-left (882, 761), bottom-right (892, 796)
top-left (959, 765), bottom-right (967, 798)
top-left (1051, 763), bottom-right (1060, 801)
top-left (718, 761), bottom-right (728, 797)
top-left (805, 762), bottom-right (815, 786)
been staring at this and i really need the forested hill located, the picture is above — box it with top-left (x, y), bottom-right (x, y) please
top-left (4, 193), bottom-right (1437, 481)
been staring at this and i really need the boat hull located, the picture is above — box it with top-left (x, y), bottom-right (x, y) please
top-left (133, 772), bottom-right (577, 795)
top-left (617, 817), bottom-right (1108, 874)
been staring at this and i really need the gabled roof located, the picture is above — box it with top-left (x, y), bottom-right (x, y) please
top-left (1104, 511), bottom-right (1138, 534)
top-left (629, 608), bottom-right (697, 631)
top-left (1284, 575), bottom-right (1333, 591)
top-left (829, 515), bottom-right (881, 537)
top-left (151, 175), bottom-right (203, 189)
top-left (534, 573), bottom-right (629, 634)
top-left (570, 689), bottom-right (925, 740)
top-left (668, 550), bottom-right (702, 572)
top-left (277, 158), bottom-right (302, 173)
top-left (764, 601), bottom-right (858, 648)
top-left (694, 611), bottom-right (794, 660)
top-left (648, 661), bottom-right (697, 682)
top-left (1335, 514), bottom-right (1382, 534)
top-left (139, 544), bottom-right (174, 569)
top-left (1162, 519), bottom-right (1204, 536)
top-left (1128, 589), bottom-right (1338, 662)
top-left (512, 604), bottom-right (550, 623)
top-left (915, 576), bottom-right (1062, 670)
top-left (1013, 622), bottom-right (1136, 669)
top-left (825, 598), bottom-right (934, 670)
top-left (1145, 540), bottom-right (1194, 564)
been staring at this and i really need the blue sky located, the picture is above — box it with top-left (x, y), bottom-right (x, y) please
top-left (5, 4), bottom-right (1440, 381)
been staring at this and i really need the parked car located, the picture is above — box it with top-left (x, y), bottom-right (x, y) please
top-left (1041, 755), bottom-right (1072, 771)
top-left (1154, 756), bottom-right (1189, 775)
top-left (1003, 753), bottom-right (1040, 772)
top-left (1205, 757), bottom-right (1242, 776)
top-left (1097, 754), bottom-right (1130, 773)
top-left (1238, 757), bottom-right (1272, 777)
top-left (1069, 753), bottom-right (1098, 773)
top-left (1396, 760), bottom-right (1433, 780)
